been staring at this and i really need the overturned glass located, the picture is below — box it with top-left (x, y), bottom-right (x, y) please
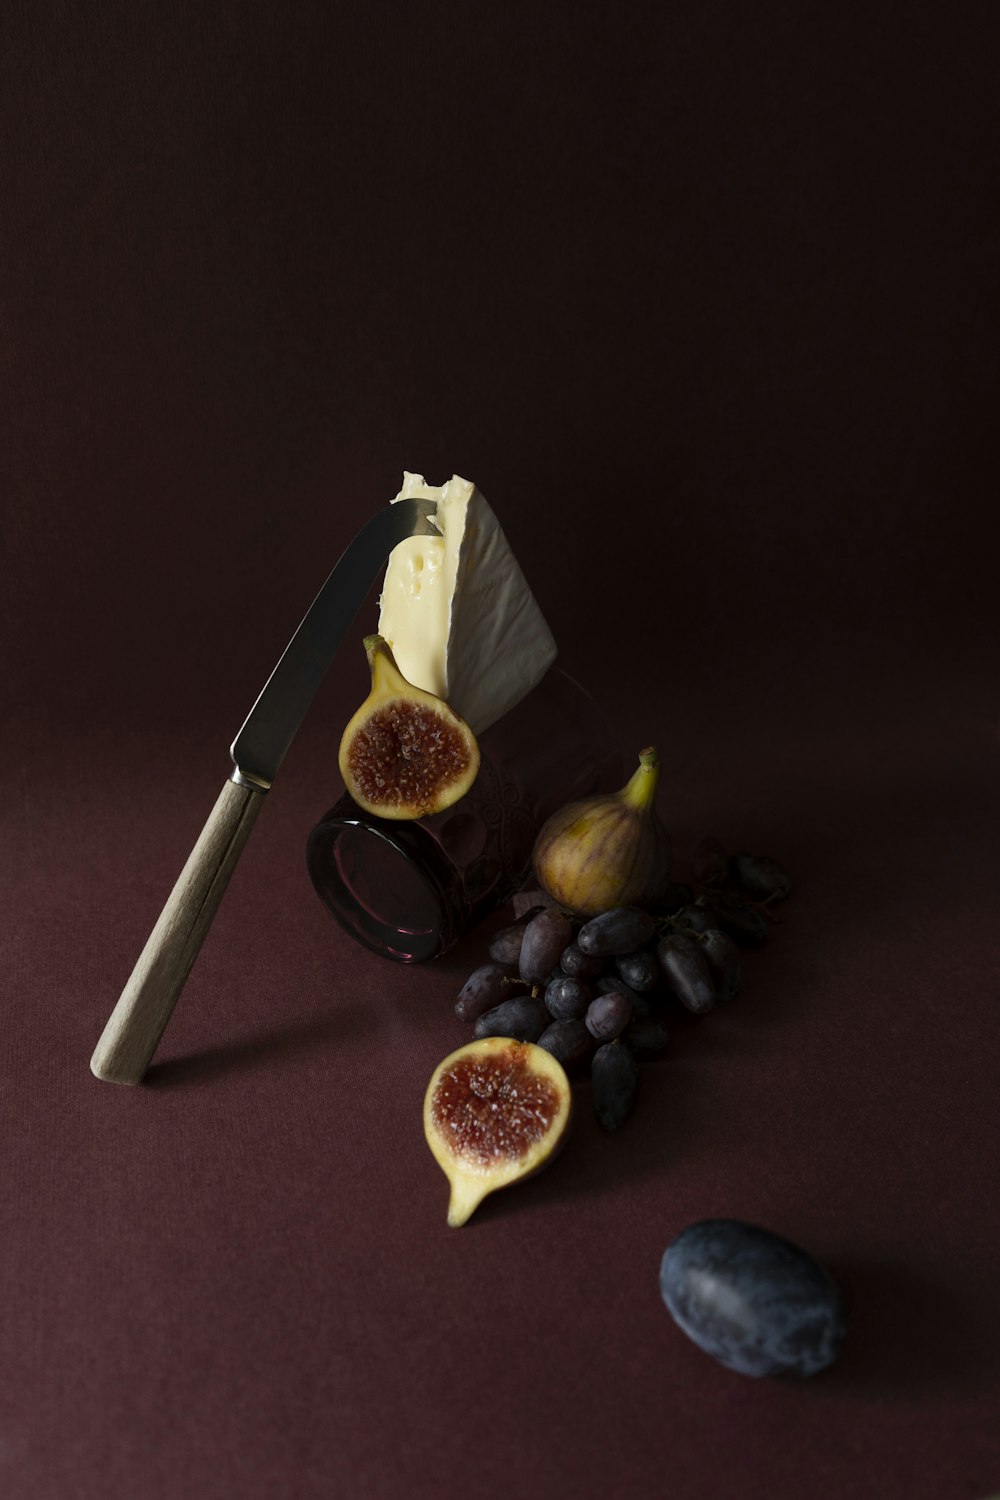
top-left (306, 669), bottom-right (620, 961)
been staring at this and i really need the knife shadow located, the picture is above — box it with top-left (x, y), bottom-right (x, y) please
top-left (145, 1004), bottom-right (371, 1088)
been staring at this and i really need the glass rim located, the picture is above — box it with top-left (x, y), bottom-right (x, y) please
top-left (306, 801), bottom-right (462, 961)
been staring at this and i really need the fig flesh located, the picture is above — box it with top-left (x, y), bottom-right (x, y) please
top-left (531, 746), bottom-right (671, 917)
top-left (423, 1038), bottom-right (572, 1226)
top-left (338, 635), bottom-right (480, 819)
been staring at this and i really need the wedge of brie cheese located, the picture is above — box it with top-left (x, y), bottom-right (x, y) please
top-left (377, 472), bottom-right (558, 735)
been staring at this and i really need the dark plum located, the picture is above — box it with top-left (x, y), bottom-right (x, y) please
top-left (455, 964), bottom-right (525, 1022)
top-left (560, 942), bottom-right (606, 980)
top-left (591, 1041), bottom-right (639, 1131)
top-left (537, 1018), bottom-right (593, 1071)
top-left (729, 853), bottom-right (793, 902)
top-left (518, 908), bottom-right (574, 985)
top-left (585, 991), bottom-right (632, 1042)
top-left (473, 997), bottom-right (549, 1043)
top-left (699, 928), bottom-right (742, 1001)
top-left (692, 835), bottom-right (728, 887)
top-left (659, 1219), bottom-right (847, 1378)
top-left (577, 906), bottom-right (656, 957)
top-left (656, 933), bottom-right (716, 1015)
top-left (614, 949), bottom-right (658, 993)
top-left (543, 974), bottom-right (592, 1020)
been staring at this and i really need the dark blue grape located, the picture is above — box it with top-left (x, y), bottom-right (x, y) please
top-left (536, 1018), bottom-right (593, 1070)
top-left (729, 853), bottom-right (792, 902)
top-left (698, 928), bottom-right (742, 1001)
top-left (512, 890), bottom-right (547, 918)
top-left (520, 905), bottom-right (546, 923)
top-left (518, 908), bottom-right (574, 985)
top-left (577, 907), bottom-right (656, 957)
top-left (487, 907), bottom-right (542, 965)
top-left (585, 991), bottom-right (632, 1041)
top-left (659, 1220), bottom-right (847, 1378)
top-left (698, 892), bottom-right (768, 948)
top-left (473, 997), bottom-right (549, 1042)
top-left (621, 1016), bottom-right (671, 1057)
top-left (543, 974), bottom-right (592, 1020)
top-left (560, 942), bottom-right (606, 980)
top-left (656, 933), bottom-right (716, 1014)
top-left (614, 949), bottom-right (658, 992)
top-left (596, 974), bottom-right (650, 1018)
top-left (455, 964), bottom-right (525, 1022)
top-left (672, 904), bottom-right (718, 935)
top-left (591, 1040), bottom-right (639, 1130)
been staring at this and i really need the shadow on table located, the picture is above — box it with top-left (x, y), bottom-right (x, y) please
top-left (144, 1003), bottom-right (371, 1088)
top-left (818, 1256), bottom-right (1000, 1396)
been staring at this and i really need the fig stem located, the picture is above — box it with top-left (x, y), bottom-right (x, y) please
top-left (619, 746), bottom-right (660, 813)
top-left (363, 634), bottom-right (410, 695)
top-left (363, 632), bottom-right (392, 661)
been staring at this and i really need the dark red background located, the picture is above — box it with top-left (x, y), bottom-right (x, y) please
top-left (3, 4), bottom-right (999, 1497)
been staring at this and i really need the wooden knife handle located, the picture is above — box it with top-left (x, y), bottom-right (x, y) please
top-left (90, 777), bottom-right (266, 1085)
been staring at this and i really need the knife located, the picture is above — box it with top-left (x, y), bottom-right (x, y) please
top-left (90, 497), bottom-right (440, 1086)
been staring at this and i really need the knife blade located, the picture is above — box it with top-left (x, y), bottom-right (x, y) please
top-left (90, 497), bottom-right (440, 1086)
top-left (230, 498), bottom-right (440, 789)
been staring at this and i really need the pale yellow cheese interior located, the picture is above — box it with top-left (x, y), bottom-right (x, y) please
top-left (378, 474), bottom-right (472, 702)
top-left (377, 472), bottom-right (557, 735)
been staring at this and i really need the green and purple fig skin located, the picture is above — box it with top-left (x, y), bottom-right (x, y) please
top-left (531, 747), bottom-right (672, 918)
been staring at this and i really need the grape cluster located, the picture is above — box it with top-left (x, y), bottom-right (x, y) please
top-left (453, 838), bottom-right (792, 1131)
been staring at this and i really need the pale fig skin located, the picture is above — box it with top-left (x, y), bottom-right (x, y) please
top-left (531, 747), bottom-right (671, 918)
top-left (423, 1038), bottom-right (572, 1227)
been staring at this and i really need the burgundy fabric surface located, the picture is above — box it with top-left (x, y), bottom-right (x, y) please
top-left (3, 4), bottom-right (999, 1497)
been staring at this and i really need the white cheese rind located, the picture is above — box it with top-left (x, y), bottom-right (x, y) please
top-left (377, 472), bottom-right (558, 735)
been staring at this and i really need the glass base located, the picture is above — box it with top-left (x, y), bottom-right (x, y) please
top-left (307, 816), bottom-right (454, 963)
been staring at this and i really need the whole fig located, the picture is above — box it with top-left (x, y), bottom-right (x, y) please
top-left (531, 747), bottom-right (671, 917)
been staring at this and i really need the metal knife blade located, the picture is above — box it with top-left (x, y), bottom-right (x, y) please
top-left (230, 496), bottom-right (440, 789)
top-left (90, 496), bottom-right (439, 1085)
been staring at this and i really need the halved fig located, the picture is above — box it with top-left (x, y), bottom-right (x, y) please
top-left (338, 635), bottom-right (480, 819)
top-left (423, 1037), bottom-right (572, 1226)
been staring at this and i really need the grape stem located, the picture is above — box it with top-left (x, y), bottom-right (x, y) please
top-left (652, 881), bottom-right (785, 935)
top-left (699, 881), bottom-right (785, 922)
top-left (529, 887), bottom-right (783, 936)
